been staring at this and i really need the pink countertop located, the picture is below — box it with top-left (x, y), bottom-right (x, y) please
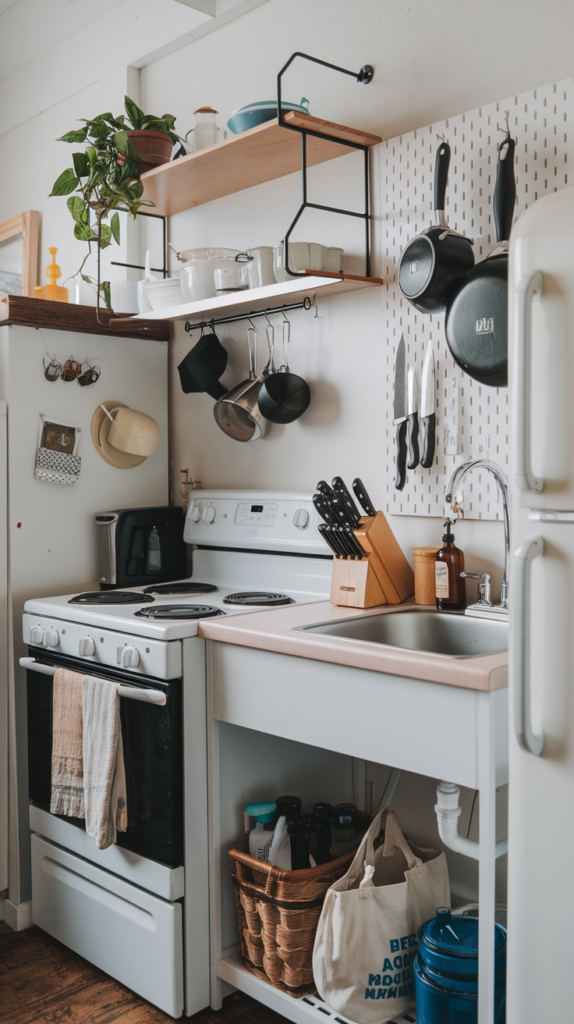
top-left (199, 599), bottom-right (508, 692)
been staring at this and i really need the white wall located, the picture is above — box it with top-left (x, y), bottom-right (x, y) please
top-left (3, 0), bottom-right (573, 907)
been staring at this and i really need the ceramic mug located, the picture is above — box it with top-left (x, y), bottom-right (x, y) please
top-left (108, 407), bottom-right (160, 457)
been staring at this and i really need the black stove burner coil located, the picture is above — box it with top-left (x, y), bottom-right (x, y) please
top-left (223, 592), bottom-right (295, 607)
top-left (69, 592), bottom-right (155, 605)
top-left (142, 582), bottom-right (218, 596)
top-left (133, 604), bottom-right (226, 620)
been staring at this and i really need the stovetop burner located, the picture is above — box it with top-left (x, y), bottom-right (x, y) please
top-left (133, 604), bottom-right (226, 620)
top-left (69, 591), bottom-right (155, 605)
top-left (223, 591), bottom-right (295, 607)
top-left (142, 582), bottom-right (218, 596)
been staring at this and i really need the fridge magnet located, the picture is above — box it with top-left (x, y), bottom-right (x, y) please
top-left (35, 414), bottom-right (81, 486)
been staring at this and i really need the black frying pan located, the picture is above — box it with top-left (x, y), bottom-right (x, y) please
top-left (444, 133), bottom-right (516, 387)
top-left (398, 141), bottom-right (475, 313)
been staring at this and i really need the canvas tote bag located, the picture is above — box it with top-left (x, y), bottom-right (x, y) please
top-left (313, 807), bottom-right (449, 1024)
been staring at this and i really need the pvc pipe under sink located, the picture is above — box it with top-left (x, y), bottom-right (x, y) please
top-left (435, 781), bottom-right (508, 860)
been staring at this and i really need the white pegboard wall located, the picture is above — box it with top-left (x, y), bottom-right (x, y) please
top-left (381, 78), bottom-right (572, 519)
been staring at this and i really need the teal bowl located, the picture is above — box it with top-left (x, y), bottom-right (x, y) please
top-left (227, 97), bottom-right (310, 135)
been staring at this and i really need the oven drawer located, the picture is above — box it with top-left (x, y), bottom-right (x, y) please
top-left (31, 834), bottom-right (184, 1018)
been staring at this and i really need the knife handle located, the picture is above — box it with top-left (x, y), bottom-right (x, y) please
top-left (352, 478), bottom-right (377, 517)
top-left (420, 413), bottom-right (436, 469)
top-left (395, 420), bottom-right (408, 491)
top-left (317, 480), bottom-right (334, 497)
top-left (407, 411), bottom-right (420, 470)
top-left (331, 476), bottom-right (362, 524)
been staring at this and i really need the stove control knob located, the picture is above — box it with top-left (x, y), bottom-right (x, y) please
top-left (29, 625), bottom-right (44, 645)
top-left (293, 508), bottom-right (310, 530)
top-left (117, 646), bottom-right (140, 669)
top-left (79, 637), bottom-right (96, 657)
top-left (202, 505), bottom-right (216, 524)
top-left (189, 504), bottom-right (201, 523)
top-left (43, 629), bottom-right (59, 648)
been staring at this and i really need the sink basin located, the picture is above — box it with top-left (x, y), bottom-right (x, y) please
top-left (296, 608), bottom-right (508, 658)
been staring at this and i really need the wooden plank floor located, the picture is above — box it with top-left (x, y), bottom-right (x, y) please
top-left (0, 922), bottom-right (286, 1024)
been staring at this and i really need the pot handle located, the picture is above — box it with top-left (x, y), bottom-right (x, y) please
top-left (513, 271), bottom-right (544, 492)
top-left (247, 326), bottom-right (257, 380)
top-left (433, 141), bottom-right (450, 213)
top-left (494, 135), bottom-right (516, 242)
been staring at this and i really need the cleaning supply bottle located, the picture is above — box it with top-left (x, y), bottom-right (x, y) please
top-left (34, 248), bottom-right (69, 302)
top-left (435, 520), bottom-right (466, 611)
top-left (245, 802), bottom-right (276, 861)
top-left (268, 795), bottom-right (302, 870)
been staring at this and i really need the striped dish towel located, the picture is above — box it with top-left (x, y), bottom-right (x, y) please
top-left (50, 668), bottom-right (85, 819)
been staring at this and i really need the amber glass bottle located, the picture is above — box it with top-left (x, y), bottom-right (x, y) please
top-left (435, 520), bottom-right (466, 611)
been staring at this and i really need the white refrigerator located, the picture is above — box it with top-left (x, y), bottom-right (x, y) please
top-left (0, 322), bottom-right (168, 920)
top-left (508, 185), bottom-right (574, 1020)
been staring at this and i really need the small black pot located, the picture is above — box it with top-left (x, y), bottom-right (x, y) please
top-left (177, 331), bottom-right (228, 399)
top-left (398, 141), bottom-right (474, 313)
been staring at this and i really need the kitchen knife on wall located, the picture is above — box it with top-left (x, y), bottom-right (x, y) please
top-left (407, 367), bottom-right (420, 470)
top-left (394, 334), bottom-right (408, 490)
top-left (420, 340), bottom-right (436, 469)
top-left (352, 478), bottom-right (377, 517)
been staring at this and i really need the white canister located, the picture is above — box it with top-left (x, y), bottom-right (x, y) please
top-left (246, 247), bottom-right (275, 288)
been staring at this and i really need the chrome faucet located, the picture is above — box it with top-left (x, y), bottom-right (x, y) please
top-left (445, 459), bottom-right (510, 613)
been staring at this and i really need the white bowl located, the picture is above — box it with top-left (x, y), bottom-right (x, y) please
top-left (144, 277), bottom-right (184, 310)
top-left (273, 242), bottom-right (344, 282)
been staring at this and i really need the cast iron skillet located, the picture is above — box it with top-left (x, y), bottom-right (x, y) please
top-left (398, 141), bottom-right (475, 313)
top-left (444, 133), bottom-right (516, 387)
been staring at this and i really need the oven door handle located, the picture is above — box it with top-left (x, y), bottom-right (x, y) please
top-left (19, 657), bottom-right (167, 706)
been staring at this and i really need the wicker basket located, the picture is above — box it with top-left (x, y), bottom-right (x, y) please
top-left (229, 811), bottom-right (371, 998)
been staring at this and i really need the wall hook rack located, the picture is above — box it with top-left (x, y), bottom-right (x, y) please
top-left (184, 295), bottom-right (315, 333)
top-left (277, 52), bottom-right (375, 280)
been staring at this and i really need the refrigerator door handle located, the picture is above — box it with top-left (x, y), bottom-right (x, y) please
top-left (512, 536), bottom-right (545, 755)
top-left (513, 270), bottom-right (544, 493)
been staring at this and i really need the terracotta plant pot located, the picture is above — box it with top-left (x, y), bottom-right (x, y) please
top-left (117, 129), bottom-right (173, 173)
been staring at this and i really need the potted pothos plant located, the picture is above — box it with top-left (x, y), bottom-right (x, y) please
top-left (49, 96), bottom-right (183, 321)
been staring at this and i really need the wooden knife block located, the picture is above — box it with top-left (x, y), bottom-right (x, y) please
top-left (329, 510), bottom-right (415, 609)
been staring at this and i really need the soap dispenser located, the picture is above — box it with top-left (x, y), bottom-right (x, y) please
top-left (245, 801), bottom-right (276, 862)
top-left (435, 520), bottom-right (466, 611)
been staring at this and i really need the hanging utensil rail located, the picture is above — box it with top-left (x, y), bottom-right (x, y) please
top-left (184, 295), bottom-right (315, 333)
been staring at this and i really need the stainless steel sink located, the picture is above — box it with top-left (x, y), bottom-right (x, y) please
top-left (296, 608), bottom-right (508, 658)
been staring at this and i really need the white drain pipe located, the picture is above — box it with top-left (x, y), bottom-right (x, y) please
top-left (435, 781), bottom-right (508, 861)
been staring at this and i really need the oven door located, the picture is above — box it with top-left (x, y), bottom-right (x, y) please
top-left (26, 649), bottom-right (183, 868)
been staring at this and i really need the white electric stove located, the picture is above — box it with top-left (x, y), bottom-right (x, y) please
top-left (23, 492), bottom-right (331, 1019)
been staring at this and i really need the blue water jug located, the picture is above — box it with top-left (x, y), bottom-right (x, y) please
top-left (414, 907), bottom-right (506, 1023)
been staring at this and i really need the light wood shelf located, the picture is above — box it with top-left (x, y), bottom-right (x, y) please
top-left (140, 111), bottom-right (382, 217)
top-left (119, 272), bottom-right (384, 326)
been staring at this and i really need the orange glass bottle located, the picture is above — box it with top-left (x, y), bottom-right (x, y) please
top-left (435, 520), bottom-right (466, 611)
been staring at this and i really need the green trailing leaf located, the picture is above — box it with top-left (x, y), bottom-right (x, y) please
top-left (72, 151), bottom-right (89, 178)
top-left (67, 195), bottom-right (87, 224)
top-left (81, 274), bottom-right (93, 284)
top-left (100, 281), bottom-right (111, 309)
top-left (99, 223), bottom-right (112, 248)
top-left (113, 130), bottom-right (130, 157)
top-left (124, 95), bottom-right (144, 130)
top-left (110, 212), bottom-right (120, 245)
top-left (50, 168), bottom-right (79, 196)
top-left (74, 221), bottom-right (97, 241)
top-left (57, 128), bottom-right (88, 143)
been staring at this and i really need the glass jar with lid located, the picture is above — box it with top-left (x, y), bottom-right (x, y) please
top-left (191, 106), bottom-right (220, 151)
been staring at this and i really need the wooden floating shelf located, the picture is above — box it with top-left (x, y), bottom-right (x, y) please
top-left (120, 272), bottom-right (384, 325)
top-left (140, 111), bottom-right (382, 217)
top-left (0, 295), bottom-right (170, 341)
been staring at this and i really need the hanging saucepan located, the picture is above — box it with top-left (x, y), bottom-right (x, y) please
top-left (444, 131), bottom-right (516, 387)
top-left (177, 326), bottom-right (228, 399)
top-left (258, 313), bottom-right (311, 424)
top-left (398, 140), bottom-right (475, 313)
top-left (213, 323), bottom-right (268, 441)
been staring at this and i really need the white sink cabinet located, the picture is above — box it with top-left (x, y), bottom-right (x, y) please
top-left (206, 640), bottom-right (508, 1024)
